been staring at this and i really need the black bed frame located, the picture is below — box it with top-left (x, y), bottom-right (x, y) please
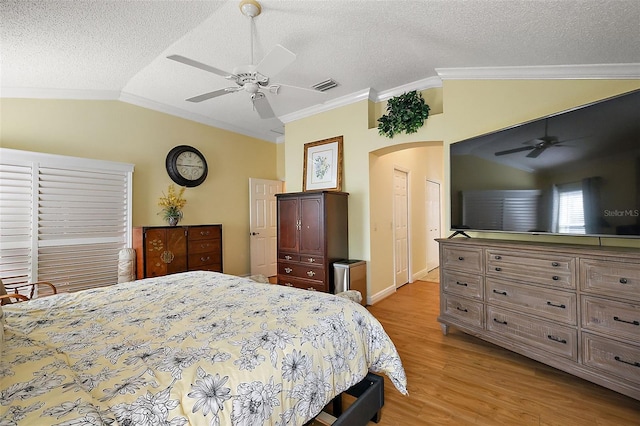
top-left (325, 372), bottom-right (385, 425)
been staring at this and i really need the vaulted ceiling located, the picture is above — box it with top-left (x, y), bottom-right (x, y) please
top-left (2, 0), bottom-right (639, 142)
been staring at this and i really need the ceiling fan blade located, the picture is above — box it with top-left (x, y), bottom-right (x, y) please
top-left (256, 45), bottom-right (296, 78)
top-left (252, 93), bottom-right (276, 119)
top-left (186, 88), bottom-right (238, 103)
top-left (526, 147), bottom-right (546, 158)
top-left (167, 55), bottom-right (236, 79)
top-left (494, 146), bottom-right (535, 156)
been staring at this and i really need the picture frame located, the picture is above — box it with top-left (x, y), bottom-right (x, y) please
top-left (303, 136), bottom-right (343, 191)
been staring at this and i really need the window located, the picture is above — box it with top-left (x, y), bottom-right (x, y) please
top-left (556, 183), bottom-right (585, 234)
top-left (0, 148), bottom-right (134, 293)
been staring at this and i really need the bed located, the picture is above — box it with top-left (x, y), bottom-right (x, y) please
top-left (0, 271), bottom-right (407, 425)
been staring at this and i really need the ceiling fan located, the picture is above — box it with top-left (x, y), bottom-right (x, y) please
top-left (167, 0), bottom-right (319, 119)
top-left (494, 119), bottom-right (571, 158)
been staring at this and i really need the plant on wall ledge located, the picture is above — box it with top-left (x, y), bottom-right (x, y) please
top-left (377, 90), bottom-right (430, 138)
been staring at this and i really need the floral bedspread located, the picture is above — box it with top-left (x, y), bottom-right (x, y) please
top-left (1, 271), bottom-right (406, 425)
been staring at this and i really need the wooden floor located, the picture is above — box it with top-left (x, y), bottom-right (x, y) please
top-left (363, 280), bottom-right (640, 426)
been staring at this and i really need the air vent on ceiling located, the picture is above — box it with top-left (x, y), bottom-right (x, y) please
top-left (312, 78), bottom-right (339, 92)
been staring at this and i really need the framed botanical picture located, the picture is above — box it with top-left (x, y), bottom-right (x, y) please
top-left (303, 136), bottom-right (343, 191)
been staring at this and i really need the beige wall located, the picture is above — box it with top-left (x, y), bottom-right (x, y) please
top-left (0, 98), bottom-right (279, 276)
top-left (369, 143), bottom-right (444, 290)
top-left (284, 80), bottom-right (640, 302)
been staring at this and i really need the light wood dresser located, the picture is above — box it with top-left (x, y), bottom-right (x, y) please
top-left (437, 238), bottom-right (640, 401)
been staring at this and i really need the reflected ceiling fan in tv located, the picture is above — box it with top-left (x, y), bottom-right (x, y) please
top-left (450, 89), bottom-right (640, 238)
top-left (494, 119), bottom-right (583, 159)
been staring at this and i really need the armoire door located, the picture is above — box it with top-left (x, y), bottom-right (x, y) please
top-left (277, 197), bottom-right (299, 253)
top-left (166, 227), bottom-right (188, 274)
top-left (299, 195), bottom-right (324, 256)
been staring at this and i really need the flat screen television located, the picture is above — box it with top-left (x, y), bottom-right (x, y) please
top-left (450, 89), bottom-right (640, 238)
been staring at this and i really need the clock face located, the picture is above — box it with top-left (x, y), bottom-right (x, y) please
top-left (176, 151), bottom-right (205, 180)
top-left (166, 145), bottom-right (208, 187)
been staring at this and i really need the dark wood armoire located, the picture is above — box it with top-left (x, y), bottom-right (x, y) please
top-left (276, 191), bottom-right (348, 293)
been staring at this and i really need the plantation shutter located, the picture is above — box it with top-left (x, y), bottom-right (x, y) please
top-left (0, 148), bottom-right (134, 294)
top-left (0, 162), bottom-right (35, 286)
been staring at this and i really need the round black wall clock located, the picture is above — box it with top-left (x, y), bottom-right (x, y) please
top-left (165, 145), bottom-right (208, 187)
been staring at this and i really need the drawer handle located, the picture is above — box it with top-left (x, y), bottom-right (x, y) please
top-left (613, 316), bottom-right (639, 326)
top-left (307, 271), bottom-right (316, 277)
top-left (619, 278), bottom-right (628, 284)
top-left (200, 256), bottom-right (210, 262)
top-left (493, 318), bottom-right (508, 325)
top-left (455, 281), bottom-right (468, 287)
top-left (308, 258), bottom-right (315, 263)
top-left (614, 356), bottom-right (640, 368)
top-left (492, 289), bottom-right (507, 296)
top-left (551, 262), bottom-right (560, 267)
top-left (547, 335), bottom-right (567, 344)
top-left (458, 256), bottom-right (465, 261)
top-left (284, 255), bottom-right (292, 260)
top-left (284, 282), bottom-right (293, 287)
top-left (284, 267), bottom-right (292, 273)
top-left (552, 276), bottom-right (559, 281)
top-left (200, 244), bottom-right (210, 249)
top-left (200, 231), bottom-right (210, 236)
top-left (546, 301), bottom-right (566, 309)
top-left (307, 287), bottom-right (316, 291)
top-left (494, 267), bottom-right (502, 272)
top-left (494, 255), bottom-right (502, 260)
top-left (456, 307), bottom-right (468, 313)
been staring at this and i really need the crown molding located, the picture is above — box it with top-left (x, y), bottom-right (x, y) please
top-left (279, 88), bottom-right (372, 124)
top-left (436, 63), bottom-right (640, 80)
top-left (374, 76), bottom-right (443, 101)
top-left (0, 87), bottom-right (121, 100)
top-left (118, 92), bottom-right (278, 142)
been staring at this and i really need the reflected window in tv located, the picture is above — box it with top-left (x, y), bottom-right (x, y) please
top-left (450, 89), bottom-right (640, 238)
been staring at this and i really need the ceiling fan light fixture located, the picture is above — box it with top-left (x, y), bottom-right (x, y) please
top-left (239, 0), bottom-right (261, 18)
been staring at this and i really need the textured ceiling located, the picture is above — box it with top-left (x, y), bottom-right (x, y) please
top-left (2, 0), bottom-right (640, 142)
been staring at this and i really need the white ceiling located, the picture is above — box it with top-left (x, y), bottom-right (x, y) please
top-left (2, 0), bottom-right (640, 142)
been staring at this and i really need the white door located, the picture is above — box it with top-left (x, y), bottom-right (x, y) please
top-left (249, 178), bottom-right (282, 277)
top-left (426, 179), bottom-right (441, 271)
top-left (393, 169), bottom-right (409, 288)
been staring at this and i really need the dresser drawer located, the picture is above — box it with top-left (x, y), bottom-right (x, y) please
top-left (441, 294), bottom-right (484, 328)
top-left (279, 253), bottom-right (300, 262)
top-left (582, 333), bottom-right (640, 386)
top-left (486, 278), bottom-right (576, 325)
top-left (486, 249), bottom-right (575, 289)
top-left (188, 252), bottom-right (220, 269)
top-left (580, 259), bottom-right (640, 301)
top-left (441, 270), bottom-right (484, 300)
top-left (188, 239), bottom-right (221, 255)
top-left (278, 262), bottom-right (325, 281)
top-left (278, 276), bottom-right (326, 292)
top-left (487, 306), bottom-right (577, 360)
top-left (299, 255), bottom-right (324, 265)
top-left (188, 225), bottom-right (221, 241)
top-left (441, 246), bottom-right (483, 273)
top-left (581, 296), bottom-right (640, 342)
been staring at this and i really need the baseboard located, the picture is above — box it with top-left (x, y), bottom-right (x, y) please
top-left (369, 284), bottom-right (396, 305)
top-left (412, 268), bottom-right (429, 281)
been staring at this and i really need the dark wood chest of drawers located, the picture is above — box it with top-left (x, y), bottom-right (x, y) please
top-left (132, 224), bottom-right (222, 279)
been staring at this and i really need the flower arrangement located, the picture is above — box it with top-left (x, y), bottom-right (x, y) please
top-left (158, 184), bottom-right (186, 225)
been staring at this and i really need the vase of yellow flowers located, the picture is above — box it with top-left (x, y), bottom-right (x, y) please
top-left (158, 184), bottom-right (186, 226)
